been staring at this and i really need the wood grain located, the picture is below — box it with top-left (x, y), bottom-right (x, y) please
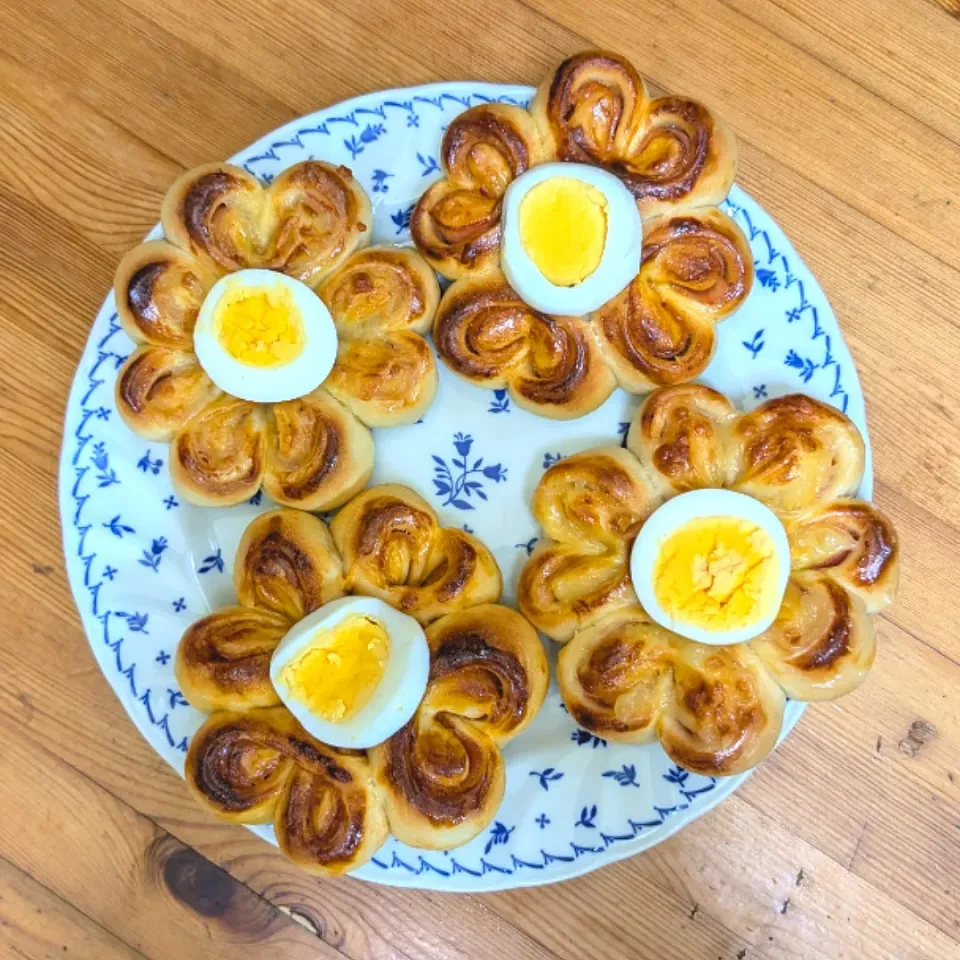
top-left (1, 1), bottom-right (960, 958)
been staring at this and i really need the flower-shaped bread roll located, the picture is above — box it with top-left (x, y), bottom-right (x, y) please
top-left (115, 162), bottom-right (441, 508)
top-left (176, 488), bottom-right (547, 871)
top-left (185, 706), bottom-right (388, 875)
top-left (419, 50), bottom-right (753, 417)
top-left (410, 104), bottom-right (546, 279)
top-left (369, 605), bottom-right (548, 848)
top-left (520, 384), bottom-right (899, 775)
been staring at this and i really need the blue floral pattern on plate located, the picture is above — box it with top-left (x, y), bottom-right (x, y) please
top-left (58, 81), bottom-right (872, 893)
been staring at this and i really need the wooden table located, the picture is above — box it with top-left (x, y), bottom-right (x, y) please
top-left (2, 1), bottom-right (959, 957)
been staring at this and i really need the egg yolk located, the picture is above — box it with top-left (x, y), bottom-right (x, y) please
top-left (214, 284), bottom-right (304, 367)
top-left (653, 517), bottom-right (780, 633)
top-left (518, 178), bottom-right (608, 287)
top-left (279, 615), bottom-right (389, 722)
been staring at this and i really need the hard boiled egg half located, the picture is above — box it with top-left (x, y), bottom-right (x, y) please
top-left (194, 269), bottom-right (338, 403)
top-left (269, 596), bottom-right (429, 749)
top-left (631, 490), bottom-right (791, 646)
top-left (501, 162), bottom-right (642, 315)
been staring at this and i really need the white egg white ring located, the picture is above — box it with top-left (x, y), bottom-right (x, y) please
top-left (269, 596), bottom-right (430, 749)
top-left (193, 268), bottom-right (339, 404)
top-left (501, 162), bottom-right (642, 317)
top-left (630, 489), bottom-right (791, 647)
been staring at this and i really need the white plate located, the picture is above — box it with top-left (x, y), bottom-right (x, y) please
top-left (59, 82), bottom-right (871, 891)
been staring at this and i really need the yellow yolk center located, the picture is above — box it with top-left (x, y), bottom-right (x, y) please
top-left (518, 178), bottom-right (608, 287)
top-left (215, 284), bottom-right (304, 367)
top-left (653, 517), bottom-right (779, 632)
top-left (279, 615), bottom-right (390, 722)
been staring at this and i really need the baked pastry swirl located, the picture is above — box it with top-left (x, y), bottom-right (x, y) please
top-left (185, 707), bottom-right (388, 874)
top-left (330, 484), bottom-right (502, 623)
top-left (369, 605), bottom-right (548, 848)
top-left (177, 492), bottom-right (547, 871)
top-left (115, 161), bottom-right (443, 508)
top-left (520, 384), bottom-right (899, 774)
top-left (530, 50), bottom-right (736, 217)
top-left (433, 270), bottom-right (617, 418)
top-left (410, 104), bottom-right (546, 280)
top-left (558, 607), bottom-right (785, 775)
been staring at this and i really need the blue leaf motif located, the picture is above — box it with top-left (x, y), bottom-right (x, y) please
top-left (391, 203), bottom-right (415, 234)
top-left (602, 764), bottom-right (640, 788)
top-left (483, 821), bottom-right (514, 855)
top-left (576, 805), bottom-right (598, 829)
top-left (530, 768), bottom-right (564, 791)
top-left (543, 452), bottom-right (562, 469)
top-left (199, 549), bottom-right (224, 575)
top-left (488, 388), bottom-right (511, 414)
top-left (571, 728), bottom-right (607, 749)
top-left (104, 515), bottom-right (135, 537)
top-left (430, 433), bottom-right (506, 511)
top-left (755, 268), bottom-right (780, 291)
top-left (514, 537), bottom-right (538, 555)
top-left (742, 328), bottom-right (765, 358)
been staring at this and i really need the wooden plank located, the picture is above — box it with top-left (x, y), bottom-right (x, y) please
top-left (0, 856), bottom-right (148, 960)
top-left (0, 722), bottom-right (343, 960)
top-left (718, 0), bottom-right (960, 144)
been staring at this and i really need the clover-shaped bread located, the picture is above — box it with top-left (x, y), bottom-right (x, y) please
top-left (518, 385), bottom-right (899, 775)
top-left (115, 161), bottom-right (440, 508)
top-left (178, 486), bottom-right (548, 872)
top-left (415, 50), bottom-right (753, 417)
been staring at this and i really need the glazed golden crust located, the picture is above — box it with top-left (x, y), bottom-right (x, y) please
top-left (114, 240), bottom-right (218, 349)
top-left (530, 50), bottom-right (737, 218)
top-left (176, 509), bottom-right (344, 713)
top-left (169, 395), bottom-right (266, 507)
top-left (518, 448), bottom-right (662, 641)
top-left (786, 499), bottom-right (899, 613)
top-left (262, 389), bottom-right (374, 511)
top-left (732, 394), bottom-right (866, 516)
top-left (175, 606), bottom-right (292, 713)
top-left (369, 604), bottom-right (547, 849)
top-left (750, 573), bottom-right (876, 700)
top-left (330, 484), bottom-right (502, 623)
top-left (161, 161), bottom-right (372, 285)
top-left (433, 270), bottom-right (616, 419)
top-left (627, 383), bottom-right (739, 494)
top-left (185, 707), bottom-right (388, 875)
top-left (320, 246), bottom-right (440, 427)
top-left (410, 104), bottom-right (546, 280)
top-left (234, 509), bottom-right (345, 620)
top-left (594, 209), bottom-right (753, 391)
top-left (115, 345), bottom-right (221, 442)
top-left (558, 606), bottom-right (785, 775)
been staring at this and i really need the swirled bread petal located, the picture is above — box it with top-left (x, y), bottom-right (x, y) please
top-left (786, 499), bottom-right (899, 612)
top-left (234, 509), bottom-right (344, 620)
top-left (558, 606), bottom-right (785, 774)
top-left (162, 161), bottom-right (371, 284)
top-left (115, 345), bottom-right (221, 442)
top-left (185, 707), bottom-right (388, 874)
top-left (169, 395), bottom-right (266, 506)
top-left (750, 573), bottom-right (876, 700)
top-left (434, 271), bottom-right (616, 418)
top-left (411, 104), bottom-right (546, 279)
top-left (319, 246), bottom-right (440, 426)
top-left (369, 604), bottom-right (546, 849)
top-left (330, 484), bottom-right (502, 623)
top-left (175, 606), bottom-right (292, 712)
top-left (114, 240), bottom-right (218, 348)
top-left (325, 331), bottom-right (438, 428)
top-left (520, 447), bottom-right (660, 640)
top-left (594, 209), bottom-right (753, 391)
top-left (531, 50), bottom-right (737, 217)
top-left (627, 384), bottom-right (740, 494)
top-left (532, 447), bottom-right (661, 547)
top-left (732, 395), bottom-right (866, 516)
top-left (558, 606), bottom-right (674, 742)
top-left (262, 388), bottom-right (374, 511)
top-left (422, 604), bottom-right (549, 745)
top-left (319, 245), bottom-right (440, 336)
top-left (658, 641), bottom-right (785, 776)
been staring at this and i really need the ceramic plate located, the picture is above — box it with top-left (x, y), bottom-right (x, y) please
top-left (59, 82), bottom-right (871, 891)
